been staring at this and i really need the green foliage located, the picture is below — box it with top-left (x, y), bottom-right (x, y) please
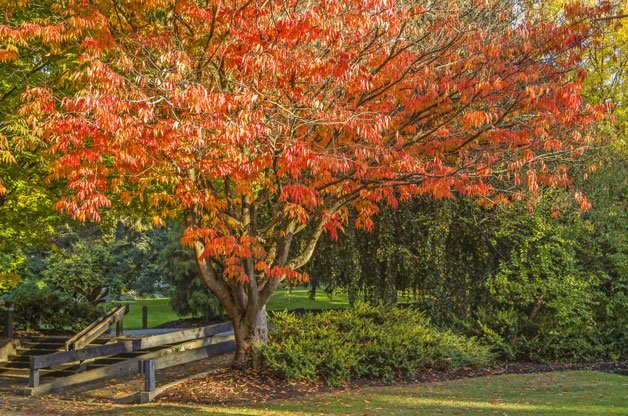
top-left (0, 2), bottom-right (76, 269)
top-left (5, 279), bottom-right (99, 331)
top-left (307, 198), bottom-right (495, 318)
top-left (0, 273), bottom-right (20, 295)
top-left (308, 147), bottom-right (627, 362)
top-left (3, 219), bottom-right (228, 331)
top-left (42, 232), bottom-right (126, 303)
top-left (160, 225), bottom-right (223, 321)
top-left (259, 306), bottom-right (493, 386)
top-left (18, 221), bottom-right (165, 303)
top-left (473, 212), bottom-right (599, 360)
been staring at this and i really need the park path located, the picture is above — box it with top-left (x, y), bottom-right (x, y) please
top-left (0, 353), bottom-right (233, 415)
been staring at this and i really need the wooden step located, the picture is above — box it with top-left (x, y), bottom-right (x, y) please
top-left (0, 361), bottom-right (30, 369)
top-left (19, 342), bottom-right (65, 350)
top-left (16, 348), bottom-right (59, 355)
top-left (0, 365), bottom-right (79, 379)
top-left (0, 367), bottom-right (29, 378)
top-left (24, 336), bottom-right (69, 342)
top-left (6, 355), bottom-right (30, 363)
top-left (41, 369), bottom-right (80, 378)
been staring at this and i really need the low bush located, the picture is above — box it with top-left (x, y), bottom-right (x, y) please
top-left (259, 306), bottom-right (494, 386)
top-left (5, 279), bottom-right (100, 332)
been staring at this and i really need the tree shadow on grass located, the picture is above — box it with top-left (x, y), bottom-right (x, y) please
top-left (102, 371), bottom-right (627, 416)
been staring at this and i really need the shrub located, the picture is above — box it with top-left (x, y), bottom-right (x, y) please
top-left (259, 306), bottom-right (493, 386)
top-left (5, 279), bottom-right (100, 332)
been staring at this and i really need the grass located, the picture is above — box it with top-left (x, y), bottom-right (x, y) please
top-left (98, 370), bottom-right (628, 415)
top-left (267, 287), bottom-right (350, 311)
top-left (118, 287), bottom-right (351, 329)
top-left (117, 298), bottom-right (181, 330)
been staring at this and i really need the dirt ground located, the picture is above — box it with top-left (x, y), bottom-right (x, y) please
top-left (0, 353), bottom-right (233, 415)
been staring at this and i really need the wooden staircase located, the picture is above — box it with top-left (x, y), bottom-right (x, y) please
top-left (0, 335), bottom-right (178, 382)
top-left (1, 310), bottom-right (235, 398)
top-left (0, 336), bottom-right (112, 379)
top-left (1, 304), bottom-right (130, 382)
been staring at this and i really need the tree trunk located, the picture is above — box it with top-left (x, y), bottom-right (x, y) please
top-left (232, 305), bottom-right (269, 370)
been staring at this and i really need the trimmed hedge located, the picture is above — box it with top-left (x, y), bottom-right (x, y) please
top-left (259, 306), bottom-right (494, 386)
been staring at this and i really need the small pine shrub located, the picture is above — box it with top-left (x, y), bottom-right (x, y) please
top-left (259, 306), bottom-right (493, 386)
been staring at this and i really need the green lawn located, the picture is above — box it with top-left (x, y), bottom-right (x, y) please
top-left (117, 298), bottom-right (182, 330)
top-left (99, 370), bottom-right (628, 415)
top-left (118, 288), bottom-right (350, 329)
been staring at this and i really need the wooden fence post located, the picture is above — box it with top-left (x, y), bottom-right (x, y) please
top-left (3, 301), bottom-right (14, 339)
top-left (116, 319), bottom-right (124, 337)
top-left (29, 356), bottom-right (39, 387)
top-left (143, 359), bottom-right (155, 392)
top-left (142, 306), bottom-right (148, 330)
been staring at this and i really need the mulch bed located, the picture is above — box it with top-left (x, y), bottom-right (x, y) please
top-left (156, 360), bottom-right (627, 406)
top-left (156, 367), bottom-right (331, 405)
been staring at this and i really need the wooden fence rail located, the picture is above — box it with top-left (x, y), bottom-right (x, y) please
top-left (64, 304), bottom-right (129, 351)
top-left (27, 321), bottom-right (233, 392)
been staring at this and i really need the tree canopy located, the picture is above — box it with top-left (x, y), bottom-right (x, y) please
top-left (1, 0), bottom-right (617, 368)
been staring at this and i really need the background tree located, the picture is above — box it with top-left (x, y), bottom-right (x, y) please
top-left (161, 231), bottom-right (224, 323)
top-left (4, 0), bottom-right (612, 368)
top-left (0, 0), bottom-right (87, 284)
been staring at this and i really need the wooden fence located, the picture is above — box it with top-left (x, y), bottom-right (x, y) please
top-left (64, 304), bottom-right (129, 351)
top-left (25, 321), bottom-right (233, 396)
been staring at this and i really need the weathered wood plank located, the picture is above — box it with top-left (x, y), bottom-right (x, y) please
top-left (24, 354), bottom-right (143, 396)
top-left (151, 337), bottom-right (234, 370)
top-left (28, 368), bottom-right (39, 387)
top-left (65, 304), bottom-right (129, 351)
top-left (3, 301), bottom-right (14, 339)
top-left (138, 321), bottom-right (232, 350)
top-left (31, 340), bottom-right (138, 370)
top-left (142, 306), bottom-right (148, 330)
top-left (115, 320), bottom-right (124, 337)
top-left (139, 334), bottom-right (234, 364)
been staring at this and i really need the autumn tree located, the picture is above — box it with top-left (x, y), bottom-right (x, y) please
top-left (2, 0), bottom-right (612, 368)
